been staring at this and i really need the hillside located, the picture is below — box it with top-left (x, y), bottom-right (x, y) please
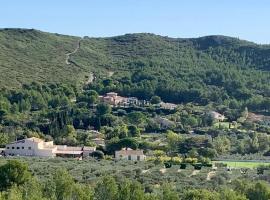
top-left (0, 29), bottom-right (87, 88)
top-left (0, 29), bottom-right (270, 104)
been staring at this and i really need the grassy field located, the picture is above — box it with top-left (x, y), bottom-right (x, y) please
top-left (214, 160), bottom-right (270, 168)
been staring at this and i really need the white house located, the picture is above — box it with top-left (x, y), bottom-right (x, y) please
top-left (5, 137), bottom-right (95, 158)
top-left (115, 148), bottom-right (146, 161)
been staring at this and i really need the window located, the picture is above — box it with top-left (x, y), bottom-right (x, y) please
top-left (28, 147), bottom-right (31, 150)
top-left (17, 147), bottom-right (20, 149)
top-left (137, 156), bottom-right (140, 161)
top-left (7, 147), bottom-right (9, 149)
top-left (22, 147), bottom-right (24, 149)
top-left (12, 147), bottom-right (14, 149)
top-left (128, 155), bottom-right (131, 160)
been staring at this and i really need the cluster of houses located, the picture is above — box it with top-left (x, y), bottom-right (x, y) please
top-left (99, 92), bottom-right (178, 110)
top-left (4, 137), bottom-right (96, 158)
top-left (99, 92), bottom-right (141, 106)
top-left (1, 137), bottom-right (146, 161)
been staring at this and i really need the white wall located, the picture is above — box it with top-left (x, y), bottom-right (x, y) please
top-left (115, 153), bottom-right (146, 161)
top-left (5, 139), bottom-right (55, 157)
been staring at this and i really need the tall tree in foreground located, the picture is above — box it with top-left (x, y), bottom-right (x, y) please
top-left (0, 160), bottom-right (31, 191)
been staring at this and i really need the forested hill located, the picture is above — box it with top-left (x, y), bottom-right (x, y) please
top-left (1, 28), bottom-right (270, 104)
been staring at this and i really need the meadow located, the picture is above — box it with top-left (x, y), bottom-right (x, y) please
top-left (214, 160), bottom-right (270, 168)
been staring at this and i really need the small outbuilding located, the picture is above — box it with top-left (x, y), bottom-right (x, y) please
top-left (115, 148), bottom-right (146, 161)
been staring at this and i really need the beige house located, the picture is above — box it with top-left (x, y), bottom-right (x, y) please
top-left (100, 92), bottom-right (124, 105)
top-left (100, 92), bottom-right (138, 106)
top-left (115, 148), bottom-right (146, 161)
top-left (5, 137), bottom-right (95, 158)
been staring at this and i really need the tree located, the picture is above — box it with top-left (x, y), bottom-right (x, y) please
top-left (0, 185), bottom-right (23, 200)
top-left (161, 184), bottom-right (179, 200)
top-left (183, 189), bottom-right (220, 200)
top-left (0, 109), bottom-right (7, 123)
top-left (77, 90), bottom-right (99, 106)
top-left (247, 181), bottom-right (270, 200)
top-left (106, 137), bottom-right (139, 154)
top-left (219, 188), bottom-right (247, 200)
top-left (119, 138), bottom-right (139, 150)
top-left (72, 184), bottom-right (94, 200)
top-left (0, 133), bottom-right (8, 147)
top-left (166, 131), bottom-right (181, 154)
top-left (248, 132), bottom-right (259, 154)
top-left (117, 125), bottom-right (128, 139)
top-left (20, 178), bottom-right (44, 200)
top-left (118, 179), bottom-right (144, 200)
top-left (129, 181), bottom-right (145, 200)
top-left (90, 150), bottom-right (104, 159)
top-left (128, 125), bottom-right (140, 137)
top-left (53, 169), bottom-right (75, 200)
top-left (95, 176), bottom-right (118, 200)
top-left (19, 99), bottom-right (31, 112)
top-left (66, 125), bottom-right (77, 138)
top-left (178, 136), bottom-right (211, 155)
top-left (182, 115), bottom-right (198, 127)
top-left (96, 103), bottom-right (111, 116)
top-left (0, 160), bottom-right (31, 191)
top-left (150, 96), bottom-right (161, 104)
top-left (126, 112), bottom-right (146, 126)
top-left (213, 135), bottom-right (231, 155)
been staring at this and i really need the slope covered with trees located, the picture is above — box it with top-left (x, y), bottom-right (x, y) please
top-left (1, 29), bottom-right (270, 106)
top-left (0, 28), bottom-right (88, 88)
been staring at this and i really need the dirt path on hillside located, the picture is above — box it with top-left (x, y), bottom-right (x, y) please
top-left (206, 171), bottom-right (216, 180)
top-left (190, 170), bottom-right (200, 177)
top-left (85, 72), bottom-right (94, 84)
top-left (160, 168), bottom-right (167, 174)
top-left (108, 71), bottom-right (114, 77)
top-left (65, 38), bottom-right (82, 65)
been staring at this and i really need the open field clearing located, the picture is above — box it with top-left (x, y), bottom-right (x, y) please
top-left (214, 160), bottom-right (270, 168)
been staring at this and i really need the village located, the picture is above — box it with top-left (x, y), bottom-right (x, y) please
top-left (1, 137), bottom-right (146, 161)
top-left (0, 91), bottom-right (229, 163)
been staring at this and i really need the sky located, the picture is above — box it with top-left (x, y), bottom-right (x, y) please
top-left (1, 0), bottom-right (269, 44)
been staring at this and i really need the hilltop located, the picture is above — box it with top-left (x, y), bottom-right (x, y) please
top-left (0, 28), bottom-right (270, 104)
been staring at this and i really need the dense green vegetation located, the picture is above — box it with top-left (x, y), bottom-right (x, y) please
top-left (0, 158), bottom-right (270, 200)
top-left (83, 34), bottom-right (270, 106)
top-left (1, 29), bottom-right (270, 108)
top-left (0, 81), bottom-right (269, 159)
top-left (1, 28), bottom-right (270, 199)
top-left (0, 28), bottom-right (88, 88)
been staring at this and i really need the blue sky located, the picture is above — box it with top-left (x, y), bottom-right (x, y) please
top-left (1, 0), bottom-right (269, 44)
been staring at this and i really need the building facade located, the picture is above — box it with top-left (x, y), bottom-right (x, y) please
top-left (115, 148), bottom-right (146, 161)
top-left (5, 137), bottom-right (95, 158)
top-left (99, 92), bottom-right (139, 106)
